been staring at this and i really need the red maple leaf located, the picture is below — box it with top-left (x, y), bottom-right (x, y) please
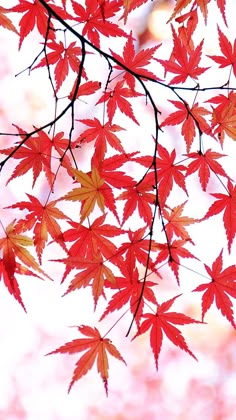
top-left (10, 0), bottom-right (61, 49)
top-left (161, 100), bottom-right (210, 152)
top-left (100, 267), bottom-right (157, 326)
top-left (61, 214), bottom-right (125, 281)
top-left (202, 180), bottom-right (236, 252)
top-left (6, 194), bottom-right (68, 264)
top-left (117, 227), bottom-right (156, 273)
top-left (133, 295), bottom-right (200, 369)
top-left (186, 149), bottom-right (229, 191)
top-left (96, 80), bottom-right (143, 124)
top-left (156, 145), bottom-right (188, 206)
top-left (74, 118), bottom-right (126, 161)
top-left (110, 32), bottom-right (161, 90)
top-left (163, 201), bottom-right (198, 244)
top-left (158, 25), bottom-right (209, 84)
top-left (117, 179), bottom-right (155, 225)
top-left (55, 253), bottom-right (117, 307)
top-left (69, 80), bottom-right (101, 101)
top-left (0, 128), bottom-right (54, 188)
top-left (155, 239), bottom-right (198, 283)
top-left (193, 250), bottom-right (236, 327)
top-left (34, 40), bottom-right (85, 92)
top-left (71, 0), bottom-right (127, 48)
top-left (47, 325), bottom-right (126, 394)
top-left (0, 221), bottom-right (48, 310)
top-left (208, 26), bottom-right (236, 76)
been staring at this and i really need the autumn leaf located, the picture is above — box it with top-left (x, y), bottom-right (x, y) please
top-left (202, 180), bottom-right (236, 252)
top-left (185, 149), bottom-right (229, 191)
top-left (122, 0), bottom-right (146, 23)
top-left (156, 145), bottom-right (188, 206)
top-left (193, 250), bottom-right (236, 327)
top-left (62, 167), bottom-right (105, 223)
top-left (117, 179), bottom-right (155, 225)
top-left (61, 214), bottom-right (125, 282)
top-left (71, 0), bottom-right (127, 48)
top-left (163, 201), bottom-right (198, 244)
top-left (6, 194), bottom-right (69, 263)
top-left (69, 80), bottom-right (101, 101)
top-left (0, 221), bottom-right (49, 309)
top-left (0, 129), bottom-right (54, 188)
top-left (10, 0), bottom-right (58, 49)
top-left (96, 80), bottom-right (143, 125)
top-left (155, 239), bottom-right (198, 283)
top-left (0, 7), bottom-right (19, 34)
top-left (158, 25), bottom-right (209, 84)
top-left (33, 40), bottom-right (85, 92)
top-left (111, 32), bottom-right (161, 90)
top-left (208, 26), bottom-right (236, 76)
top-left (101, 266), bottom-right (157, 326)
top-left (57, 253), bottom-right (116, 307)
top-left (74, 118), bottom-right (126, 161)
top-left (133, 295), bottom-right (201, 369)
top-left (46, 325), bottom-right (126, 394)
top-left (161, 100), bottom-right (210, 152)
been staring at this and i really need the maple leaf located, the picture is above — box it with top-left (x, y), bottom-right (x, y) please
top-left (91, 153), bottom-right (136, 222)
top-left (100, 267), bottom-right (157, 326)
top-left (161, 100), bottom-right (210, 152)
top-left (117, 179), bottom-right (155, 225)
top-left (55, 254), bottom-right (116, 307)
top-left (216, 0), bottom-right (227, 26)
top-left (47, 325), bottom-right (126, 394)
top-left (202, 180), bottom-right (236, 252)
top-left (96, 80), bottom-right (142, 125)
top-left (6, 194), bottom-right (68, 264)
top-left (0, 129), bottom-right (54, 188)
top-left (62, 167), bottom-right (105, 223)
top-left (155, 239), bottom-right (198, 283)
top-left (193, 250), bottom-right (236, 328)
top-left (207, 91), bottom-right (236, 144)
top-left (69, 80), bottom-right (101, 101)
top-left (61, 214), bottom-right (125, 281)
top-left (71, 0), bottom-right (127, 48)
top-left (208, 27), bottom-right (236, 76)
top-left (33, 40), bottom-right (85, 92)
top-left (74, 118), bottom-right (126, 161)
top-left (10, 0), bottom-right (58, 49)
top-left (0, 221), bottom-right (48, 309)
top-left (0, 7), bottom-right (19, 34)
top-left (110, 32), bottom-right (161, 90)
top-left (117, 227), bottom-right (156, 273)
top-left (158, 26), bottom-right (209, 84)
top-left (163, 201), bottom-right (198, 244)
top-left (133, 295), bottom-right (200, 369)
top-left (122, 0), bottom-right (146, 23)
top-left (156, 145), bottom-right (188, 206)
top-left (186, 149), bottom-right (229, 191)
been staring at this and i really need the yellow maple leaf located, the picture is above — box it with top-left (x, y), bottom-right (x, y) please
top-left (63, 167), bottom-right (105, 222)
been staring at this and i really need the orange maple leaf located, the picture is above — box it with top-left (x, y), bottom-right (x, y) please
top-left (163, 201), bottom-right (198, 244)
top-left (7, 194), bottom-right (69, 264)
top-left (0, 221), bottom-right (49, 309)
top-left (0, 7), bottom-right (19, 34)
top-left (57, 253), bottom-right (116, 307)
top-left (47, 325), bottom-right (126, 395)
top-left (62, 167), bottom-right (105, 222)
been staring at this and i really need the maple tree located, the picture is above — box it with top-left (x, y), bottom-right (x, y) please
top-left (1, 0), bottom-right (236, 399)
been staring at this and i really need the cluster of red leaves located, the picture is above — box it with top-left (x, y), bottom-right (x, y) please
top-left (1, 0), bottom-right (236, 395)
